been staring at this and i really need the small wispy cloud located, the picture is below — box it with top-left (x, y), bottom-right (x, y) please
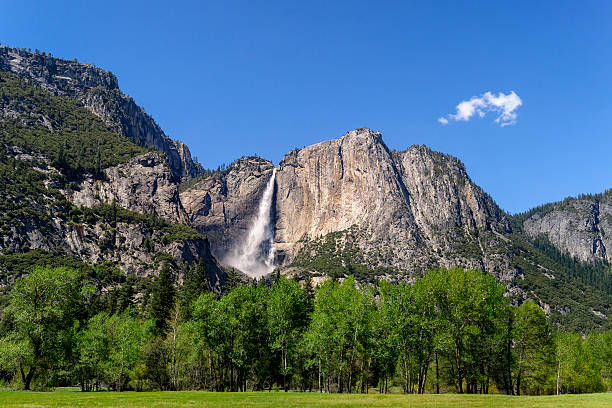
top-left (439, 91), bottom-right (522, 127)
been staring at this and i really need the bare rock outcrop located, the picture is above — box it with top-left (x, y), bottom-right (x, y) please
top-left (274, 129), bottom-right (421, 269)
top-left (274, 129), bottom-right (512, 276)
top-left (522, 194), bottom-right (611, 264)
top-left (70, 152), bottom-right (188, 224)
top-left (0, 146), bottom-right (224, 289)
top-left (180, 157), bottom-right (275, 261)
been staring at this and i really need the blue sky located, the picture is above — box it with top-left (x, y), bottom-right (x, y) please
top-left (1, 1), bottom-right (610, 213)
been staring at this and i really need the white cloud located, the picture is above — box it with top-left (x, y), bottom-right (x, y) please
top-left (438, 91), bottom-right (522, 127)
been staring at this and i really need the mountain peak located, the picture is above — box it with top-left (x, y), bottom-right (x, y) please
top-left (340, 128), bottom-right (383, 144)
top-left (0, 45), bottom-right (203, 181)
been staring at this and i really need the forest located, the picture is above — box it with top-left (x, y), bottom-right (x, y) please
top-left (0, 264), bottom-right (610, 395)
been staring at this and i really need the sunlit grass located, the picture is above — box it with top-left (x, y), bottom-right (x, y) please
top-left (0, 390), bottom-right (610, 408)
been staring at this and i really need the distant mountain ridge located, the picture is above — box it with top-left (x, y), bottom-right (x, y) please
top-left (517, 190), bottom-right (612, 265)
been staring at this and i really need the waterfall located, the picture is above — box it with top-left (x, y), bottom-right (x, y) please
top-left (225, 168), bottom-right (277, 277)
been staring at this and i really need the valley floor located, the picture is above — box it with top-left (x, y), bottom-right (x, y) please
top-left (0, 391), bottom-right (610, 408)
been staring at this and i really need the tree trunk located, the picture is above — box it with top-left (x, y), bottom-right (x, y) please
top-left (22, 366), bottom-right (34, 391)
top-left (435, 352), bottom-right (440, 394)
top-left (419, 360), bottom-right (429, 394)
top-left (556, 355), bottom-right (561, 395)
top-left (516, 354), bottom-right (523, 396)
top-left (283, 350), bottom-right (288, 392)
top-left (455, 342), bottom-right (463, 393)
top-left (318, 357), bottom-right (322, 393)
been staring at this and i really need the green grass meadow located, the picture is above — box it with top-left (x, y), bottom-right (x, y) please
top-left (0, 391), bottom-right (610, 408)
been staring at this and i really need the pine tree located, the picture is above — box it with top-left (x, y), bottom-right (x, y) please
top-left (224, 268), bottom-right (241, 291)
top-left (303, 274), bottom-right (315, 314)
top-left (181, 259), bottom-right (209, 318)
top-left (117, 275), bottom-right (136, 313)
top-left (150, 264), bottom-right (176, 336)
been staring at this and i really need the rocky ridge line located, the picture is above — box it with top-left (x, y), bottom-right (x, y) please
top-left (0, 45), bottom-right (202, 180)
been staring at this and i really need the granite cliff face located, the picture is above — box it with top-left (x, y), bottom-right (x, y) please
top-left (0, 45), bottom-right (202, 180)
top-left (180, 157), bottom-right (275, 262)
top-left (276, 129), bottom-right (515, 277)
top-left (70, 152), bottom-right (189, 224)
top-left (0, 145), bottom-right (224, 289)
top-left (521, 193), bottom-right (612, 264)
top-left (182, 128), bottom-right (514, 280)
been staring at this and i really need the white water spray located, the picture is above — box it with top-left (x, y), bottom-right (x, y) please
top-left (225, 168), bottom-right (277, 277)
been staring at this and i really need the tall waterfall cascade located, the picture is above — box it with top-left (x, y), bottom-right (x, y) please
top-left (225, 168), bottom-right (277, 277)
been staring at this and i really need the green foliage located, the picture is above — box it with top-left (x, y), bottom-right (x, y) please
top-left (1, 266), bottom-right (91, 390)
top-left (75, 312), bottom-right (109, 391)
top-left (291, 228), bottom-right (395, 281)
top-left (586, 330), bottom-right (612, 391)
top-left (68, 203), bottom-right (206, 245)
top-left (303, 276), bottom-right (377, 393)
top-left (180, 259), bottom-right (210, 319)
top-left (1, 264), bottom-right (610, 394)
top-left (149, 265), bottom-right (176, 336)
top-left (529, 234), bottom-right (611, 295)
top-left (0, 250), bottom-right (92, 287)
top-left (189, 284), bottom-right (272, 391)
top-left (267, 277), bottom-right (309, 390)
top-left (0, 71), bottom-right (147, 179)
top-left (512, 301), bottom-right (556, 395)
top-left (75, 309), bottom-right (148, 392)
top-left (556, 330), bottom-right (604, 394)
top-left (429, 267), bottom-right (509, 394)
top-left (0, 148), bottom-right (71, 236)
top-left (507, 233), bottom-right (611, 332)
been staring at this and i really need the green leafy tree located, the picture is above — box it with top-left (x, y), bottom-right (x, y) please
top-left (142, 336), bottom-right (170, 390)
top-left (512, 301), bottom-right (555, 395)
top-left (585, 330), bottom-right (612, 391)
top-left (105, 310), bottom-right (147, 391)
top-left (2, 266), bottom-right (88, 389)
top-left (267, 277), bottom-right (309, 391)
top-left (116, 275), bottom-right (136, 313)
top-left (303, 276), bottom-right (376, 393)
top-left (434, 267), bottom-right (508, 394)
top-left (75, 313), bottom-right (110, 391)
top-left (556, 330), bottom-right (603, 394)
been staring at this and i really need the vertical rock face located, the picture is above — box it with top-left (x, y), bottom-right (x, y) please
top-left (273, 128), bottom-right (511, 273)
top-left (173, 140), bottom-right (204, 180)
top-left (522, 194), bottom-right (612, 264)
top-left (183, 128), bottom-right (513, 278)
top-left (397, 145), bottom-right (510, 248)
top-left (180, 157), bottom-right (275, 261)
top-left (70, 152), bottom-right (189, 224)
top-left (0, 46), bottom-right (202, 180)
top-left (274, 129), bottom-right (421, 267)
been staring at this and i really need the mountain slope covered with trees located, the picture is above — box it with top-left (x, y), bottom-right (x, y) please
top-left (0, 70), bottom-right (226, 300)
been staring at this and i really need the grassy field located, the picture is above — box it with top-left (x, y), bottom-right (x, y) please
top-left (0, 391), bottom-right (611, 408)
